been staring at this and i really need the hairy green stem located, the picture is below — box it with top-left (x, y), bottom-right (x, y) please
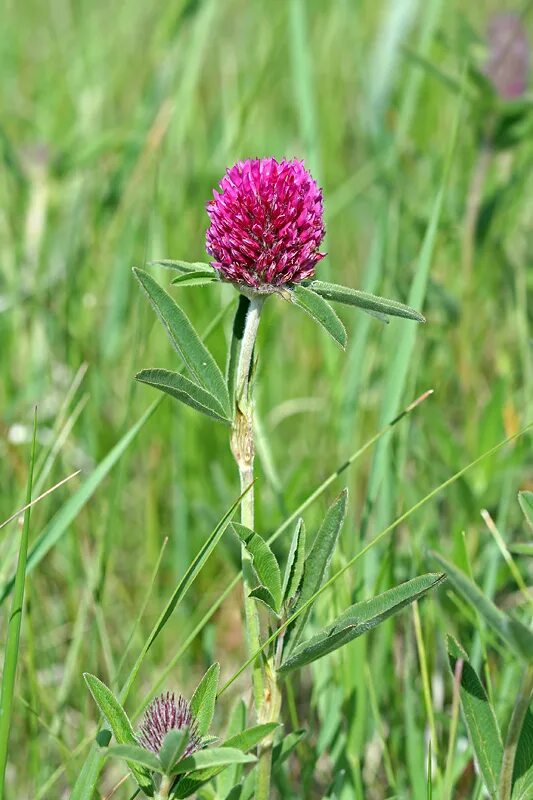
top-left (256, 659), bottom-right (281, 800)
top-left (230, 296), bottom-right (265, 714)
top-left (499, 663), bottom-right (533, 800)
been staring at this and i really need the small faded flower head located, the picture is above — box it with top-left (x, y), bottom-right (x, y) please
top-left (206, 157), bottom-right (325, 290)
top-left (485, 13), bottom-right (529, 100)
top-left (137, 692), bottom-right (201, 756)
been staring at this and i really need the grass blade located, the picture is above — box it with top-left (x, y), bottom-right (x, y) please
top-left (0, 399), bottom-right (161, 605)
top-left (0, 412), bottom-right (37, 795)
top-left (432, 552), bottom-right (533, 662)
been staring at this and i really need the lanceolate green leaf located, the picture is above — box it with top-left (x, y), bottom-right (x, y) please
top-left (103, 744), bottom-right (162, 773)
top-left (223, 723), bottom-right (280, 752)
top-left (190, 663), bottom-right (220, 737)
top-left (286, 490), bottom-right (348, 649)
top-left (216, 699), bottom-right (247, 797)
top-left (170, 747), bottom-right (255, 776)
top-left (282, 518), bottom-right (306, 605)
top-left (176, 724), bottom-right (280, 799)
top-left (272, 729), bottom-right (307, 766)
top-left (279, 573), bottom-right (445, 673)
top-left (303, 279), bottom-right (425, 322)
top-left (171, 271), bottom-right (219, 287)
top-left (135, 368), bottom-right (230, 424)
top-left (446, 637), bottom-right (503, 799)
top-left (512, 708), bottom-right (533, 800)
top-left (233, 523), bottom-right (282, 613)
top-left (432, 552), bottom-right (533, 662)
top-left (159, 729), bottom-right (190, 774)
top-left (133, 268), bottom-right (230, 417)
top-left (290, 284), bottom-right (347, 348)
top-left (84, 674), bottom-right (155, 795)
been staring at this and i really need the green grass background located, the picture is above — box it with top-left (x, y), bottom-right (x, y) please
top-left (1, 0), bottom-right (531, 797)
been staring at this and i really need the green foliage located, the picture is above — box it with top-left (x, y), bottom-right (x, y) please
top-left (290, 284), bottom-right (347, 348)
top-left (190, 663), bottom-right (220, 737)
top-left (433, 553), bottom-right (533, 662)
top-left (159, 729), bottom-right (191, 774)
top-left (286, 490), bottom-right (347, 649)
top-left (0, 416), bottom-right (36, 795)
top-left (133, 268), bottom-right (231, 418)
top-left (2, 1), bottom-right (532, 798)
top-left (170, 747), bottom-right (255, 776)
top-left (446, 637), bottom-right (503, 798)
top-left (303, 279), bottom-right (426, 322)
top-left (136, 368), bottom-right (231, 424)
top-left (279, 573), bottom-right (445, 673)
top-left (518, 491), bottom-right (533, 530)
top-left (281, 518), bottom-right (306, 605)
top-left (233, 524), bottom-right (282, 614)
top-left (84, 673), bottom-right (155, 795)
top-left (512, 709), bottom-right (533, 800)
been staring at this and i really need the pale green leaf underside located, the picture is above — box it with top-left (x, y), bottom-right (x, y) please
top-left (290, 284), bottom-right (347, 348)
top-left (135, 368), bottom-right (230, 424)
top-left (447, 636), bottom-right (503, 798)
top-left (279, 573), bottom-right (445, 673)
top-left (303, 279), bottom-right (425, 322)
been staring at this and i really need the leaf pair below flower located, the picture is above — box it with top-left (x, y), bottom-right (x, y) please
top-left (133, 268), bottom-right (231, 423)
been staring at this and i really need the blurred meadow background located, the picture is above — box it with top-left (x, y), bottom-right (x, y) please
top-left (1, 0), bottom-right (532, 797)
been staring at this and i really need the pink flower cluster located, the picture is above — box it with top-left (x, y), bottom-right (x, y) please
top-left (206, 158), bottom-right (325, 289)
top-left (137, 692), bottom-right (201, 756)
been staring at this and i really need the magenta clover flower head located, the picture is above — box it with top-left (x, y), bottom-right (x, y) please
top-left (137, 692), bottom-right (201, 756)
top-left (485, 13), bottom-right (529, 100)
top-left (206, 157), bottom-right (325, 290)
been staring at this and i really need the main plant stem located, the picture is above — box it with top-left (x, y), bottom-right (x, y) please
top-left (230, 295), bottom-right (281, 799)
top-left (231, 296), bottom-right (265, 714)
